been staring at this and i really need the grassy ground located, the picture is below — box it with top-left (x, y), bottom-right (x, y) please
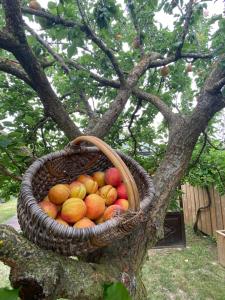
top-left (0, 199), bottom-right (225, 299)
top-left (142, 228), bottom-right (225, 300)
top-left (0, 200), bottom-right (17, 290)
top-left (0, 200), bottom-right (17, 224)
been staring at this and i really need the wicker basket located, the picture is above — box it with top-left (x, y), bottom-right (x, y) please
top-left (18, 136), bottom-right (154, 256)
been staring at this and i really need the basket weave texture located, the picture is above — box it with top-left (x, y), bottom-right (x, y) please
top-left (18, 141), bottom-right (154, 256)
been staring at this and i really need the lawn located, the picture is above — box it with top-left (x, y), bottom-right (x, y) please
top-left (142, 228), bottom-right (225, 300)
top-left (0, 199), bottom-right (17, 224)
top-left (0, 200), bottom-right (225, 300)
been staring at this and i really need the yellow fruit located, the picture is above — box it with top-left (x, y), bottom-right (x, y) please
top-left (48, 184), bottom-right (70, 205)
top-left (29, 0), bottom-right (41, 10)
top-left (85, 194), bottom-right (105, 220)
top-left (99, 185), bottom-right (117, 205)
top-left (61, 198), bottom-right (87, 223)
top-left (160, 66), bottom-right (169, 77)
top-left (77, 174), bottom-right (98, 194)
top-left (70, 181), bottom-right (86, 199)
top-left (74, 217), bottom-right (95, 228)
top-left (39, 200), bottom-right (58, 219)
top-left (92, 171), bottom-right (105, 187)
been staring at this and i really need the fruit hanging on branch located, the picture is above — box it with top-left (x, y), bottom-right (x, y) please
top-left (132, 36), bottom-right (141, 49)
top-left (160, 65), bottom-right (170, 77)
top-left (186, 63), bottom-right (193, 73)
top-left (29, 0), bottom-right (42, 10)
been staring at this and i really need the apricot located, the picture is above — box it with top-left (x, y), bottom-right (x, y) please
top-left (85, 194), bottom-right (105, 220)
top-left (117, 183), bottom-right (128, 199)
top-left (74, 217), bottom-right (95, 228)
top-left (70, 181), bottom-right (86, 199)
top-left (92, 171), bottom-right (105, 187)
top-left (77, 174), bottom-right (98, 194)
top-left (39, 200), bottom-right (58, 219)
top-left (186, 63), bottom-right (192, 73)
top-left (105, 168), bottom-right (122, 187)
top-left (29, 0), bottom-right (41, 10)
top-left (55, 216), bottom-right (69, 226)
top-left (114, 199), bottom-right (129, 211)
top-left (103, 205), bottom-right (124, 221)
top-left (99, 185), bottom-right (117, 205)
top-left (160, 66), bottom-right (169, 77)
top-left (48, 184), bottom-right (70, 205)
top-left (61, 198), bottom-right (87, 223)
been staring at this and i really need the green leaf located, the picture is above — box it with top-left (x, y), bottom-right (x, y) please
top-left (0, 288), bottom-right (19, 300)
top-left (67, 43), bottom-right (77, 58)
top-left (103, 283), bottom-right (132, 300)
top-left (24, 115), bottom-right (35, 126)
top-left (0, 135), bottom-right (12, 148)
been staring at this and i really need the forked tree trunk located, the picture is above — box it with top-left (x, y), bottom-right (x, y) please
top-left (1, 107), bottom-right (221, 300)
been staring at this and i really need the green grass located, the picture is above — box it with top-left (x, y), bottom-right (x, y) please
top-left (1, 211), bottom-right (225, 300)
top-left (0, 200), bottom-right (17, 224)
top-left (142, 228), bottom-right (225, 300)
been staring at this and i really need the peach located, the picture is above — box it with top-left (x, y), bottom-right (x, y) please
top-left (92, 171), bottom-right (105, 187)
top-left (99, 185), bottom-right (117, 206)
top-left (39, 200), bottom-right (58, 219)
top-left (103, 205), bottom-right (124, 221)
top-left (85, 194), bottom-right (105, 220)
top-left (48, 184), bottom-right (70, 205)
top-left (55, 216), bottom-right (69, 226)
top-left (105, 167), bottom-right (122, 187)
top-left (77, 174), bottom-right (98, 194)
top-left (61, 198), bottom-right (87, 223)
top-left (70, 181), bottom-right (86, 199)
top-left (114, 199), bottom-right (129, 211)
top-left (117, 183), bottom-right (128, 199)
top-left (74, 217), bottom-right (95, 228)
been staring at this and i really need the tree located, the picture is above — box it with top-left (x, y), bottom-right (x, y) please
top-left (0, 0), bottom-right (225, 299)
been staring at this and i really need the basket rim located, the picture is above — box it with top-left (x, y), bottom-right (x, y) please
top-left (19, 146), bottom-right (155, 240)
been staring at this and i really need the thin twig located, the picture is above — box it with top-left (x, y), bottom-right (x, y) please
top-left (25, 23), bottom-right (70, 73)
top-left (128, 98), bottom-right (142, 156)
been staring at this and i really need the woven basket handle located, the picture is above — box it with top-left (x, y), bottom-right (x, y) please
top-left (72, 136), bottom-right (140, 211)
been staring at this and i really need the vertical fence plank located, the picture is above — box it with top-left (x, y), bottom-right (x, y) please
top-left (181, 185), bottom-right (188, 224)
top-left (209, 187), bottom-right (217, 236)
top-left (213, 186), bottom-right (224, 231)
top-left (186, 184), bottom-right (192, 225)
top-left (195, 186), bottom-right (202, 231)
top-left (182, 184), bottom-right (224, 237)
top-left (221, 194), bottom-right (225, 230)
top-left (199, 187), bottom-right (209, 235)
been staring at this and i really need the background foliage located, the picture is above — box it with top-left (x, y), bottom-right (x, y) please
top-left (0, 0), bottom-right (224, 201)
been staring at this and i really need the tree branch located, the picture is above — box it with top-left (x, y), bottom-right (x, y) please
top-left (0, 58), bottom-right (35, 89)
top-left (1, 0), bottom-right (82, 139)
top-left (132, 88), bottom-right (175, 123)
top-left (79, 91), bottom-right (98, 123)
top-left (24, 23), bottom-right (70, 74)
top-left (0, 163), bottom-right (22, 182)
top-left (175, 0), bottom-right (194, 58)
top-left (127, 0), bottom-right (145, 56)
top-left (207, 77), bottom-right (225, 94)
top-left (76, 0), bottom-right (126, 85)
top-left (0, 225), bottom-right (117, 300)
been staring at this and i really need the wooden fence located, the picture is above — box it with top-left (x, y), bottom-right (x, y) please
top-left (181, 184), bottom-right (225, 236)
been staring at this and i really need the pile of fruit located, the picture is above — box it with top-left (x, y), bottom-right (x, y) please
top-left (39, 167), bottom-right (129, 228)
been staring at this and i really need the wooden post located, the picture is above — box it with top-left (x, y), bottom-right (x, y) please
top-left (216, 230), bottom-right (225, 268)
